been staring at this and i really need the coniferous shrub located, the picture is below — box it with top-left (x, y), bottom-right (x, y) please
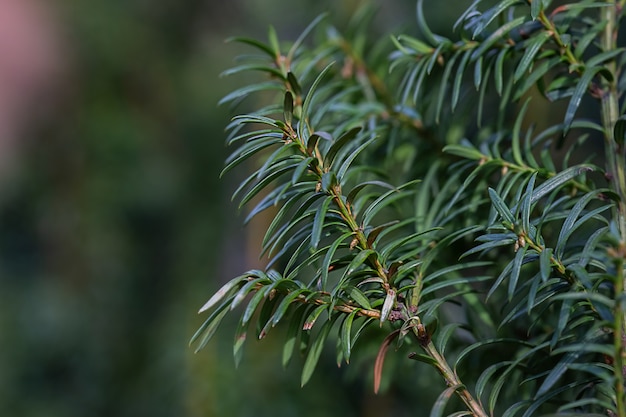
top-left (192, 1), bottom-right (626, 415)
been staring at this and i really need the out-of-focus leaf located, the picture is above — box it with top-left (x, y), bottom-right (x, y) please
top-left (536, 350), bottom-right (581, 398)
top-left (286, 13), bottom-right (327, 64)
top-left (531, 0), bottom-right (545, 19)
top-left (416, 0), bottom-right (446, 46)
top-left (219, 82), bottom-right (284, 106)
top-left (220, 64), bottom-right (285, 79)
top-left (198, 275), bottom-right (246, 313)
top-left (226, 36), bottom-right (276, 57)
top-left (614, 114), bottom-right (626, 148)
top-left (283, 91), bottom-right (293, 125)
top-left (373, 329), bottom-right (400, 393)
top-left (191, 298), bottom-right (234, 352)
top-left (282, 307), bottom-right (307, 368)
top-left (430, 385), bottom-right (462, 417)
top-left (298, 62), bottom-right (335, 138)
top-left (301, 317), bottom-right (333, 386)
top-left (233, 316), bottom-right (248, 367)
top-left (443, 142), bottom-right (485, 160)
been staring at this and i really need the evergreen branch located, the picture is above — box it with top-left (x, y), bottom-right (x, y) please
top-left (410, 323), bottom-right (488, 417)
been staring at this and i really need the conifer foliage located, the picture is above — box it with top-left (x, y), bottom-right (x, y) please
top-left (193, 1), bottom-right (626, 415)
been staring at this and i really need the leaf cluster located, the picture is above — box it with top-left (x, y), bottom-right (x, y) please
top-left (193, 1), bottom-right (626, 416)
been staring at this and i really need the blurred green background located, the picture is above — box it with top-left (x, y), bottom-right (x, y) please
top-left (0, 1), bottom-right (474, 416)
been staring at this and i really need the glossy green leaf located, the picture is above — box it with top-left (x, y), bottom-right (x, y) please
top-left (520, 172), bottom-right (537, 234)
top-left (346, 249), bottom-right (376, 276)
top-left (346, 286), bottom-right (372, 309)
top-left (319, 231), bottom-right (353, 290)
top-left (539, 247), bottom-right (553, 282)
top-left (531, 165), bottom-right (596, 204)
top-left (563, 67), bottom-right (603, 134)
top-left (323, 126), bottom-right (362, 169)
top-left (298, 62), bottom-right (335, 139)
top-left (471, 17), bottom-right (526, 61)
top-left (511, 99), bottom-right (530, 167)
top-left (513, 31), bottom-right (552, 82)
top-left (471, 0), bottom-right (522, 39)
top-left (555, 190), bottom-right (608, 259)
top-left (488, 188), bottom-right (516, 225)
top-left (271, 288), bottom-right (309, 327)
top-left (311, 196), bottom-right (333, 249)
top-left (340, 309), bottom-right (359, 363)
top-left (337, 136), bottom-right (377, 180)
top-left (452, 49), bottom-right (472, 111)
top-left (513, 56), bottom-right (559, 101)
top-left (494, 47), bottom-right (509, 95)
top-left (507, 245), bottom-right (527, 301)
top-left (241, 285), bottom-right (273, 325)
top-left (435, 52), bottom-right (458, 123)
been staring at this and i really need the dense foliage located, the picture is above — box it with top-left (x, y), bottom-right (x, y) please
top-left (194, 1), bottom-right (626, 416)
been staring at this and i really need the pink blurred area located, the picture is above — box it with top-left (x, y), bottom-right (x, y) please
top-left (0, 0), bottom-right (65, 170)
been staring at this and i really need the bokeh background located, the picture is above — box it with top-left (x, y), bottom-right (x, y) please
top-left (0, 1), bottom-right (477, 416)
